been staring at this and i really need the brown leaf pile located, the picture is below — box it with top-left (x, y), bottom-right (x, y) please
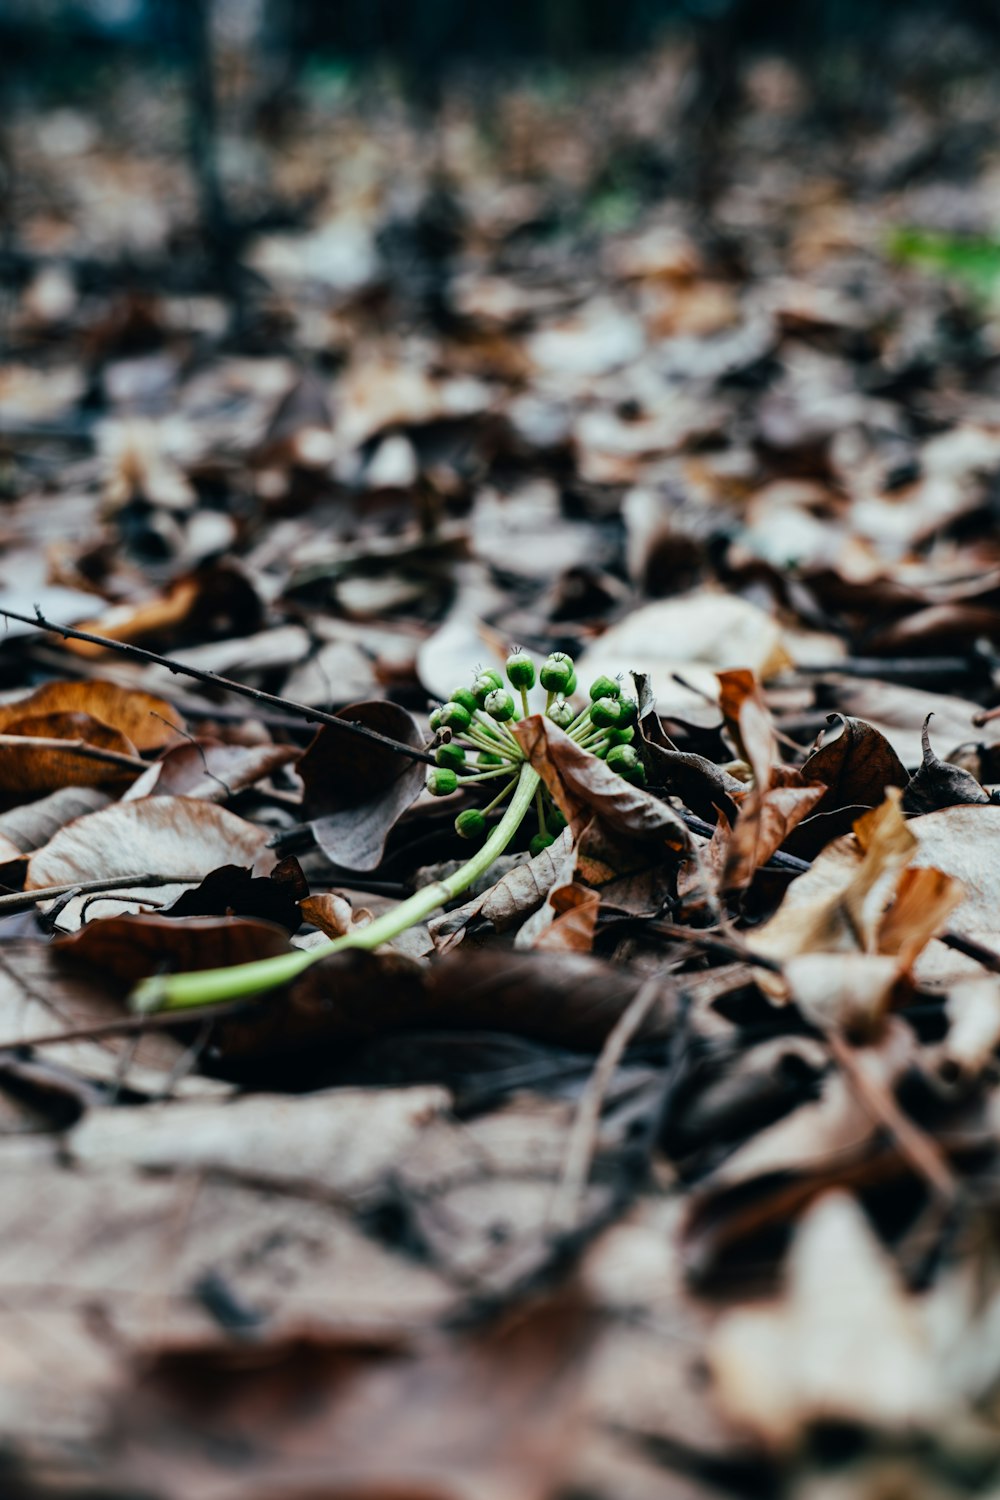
top-left (7, 22), bottom-right (1000, 1500)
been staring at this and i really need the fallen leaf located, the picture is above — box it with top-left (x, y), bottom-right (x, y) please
top-left (0, 710), bottom-right (142, 792)
top-left (26, 796), bottom-right (272, 900)
top-left (513, 714), bottom-right (689, 850)
top-left (300, 700), bottom-right (426, 871)
top-left (903, 716), bottom-right (993, 815)
top-left (708, 1191), bottom-right (948, 1448)
top-left (801, 714), bottom-right (908, 814)
top-left (56, 912), bottom-right (294, 985)
top-left (0, 678), bottom-right (184, 751)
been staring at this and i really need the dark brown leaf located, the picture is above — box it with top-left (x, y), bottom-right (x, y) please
top-left (300, 700), bottom-right (425, 871)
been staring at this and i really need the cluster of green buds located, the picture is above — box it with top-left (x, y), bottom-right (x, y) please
top-left (426, 649), bottom-right (643, 856)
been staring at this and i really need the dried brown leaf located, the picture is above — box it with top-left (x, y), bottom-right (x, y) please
top-left (512, 714), bottom-right (688, 849)
top-left (26, 796), bottom-right (272, 891)
top-left (0, 678), bottom-right (184, 751)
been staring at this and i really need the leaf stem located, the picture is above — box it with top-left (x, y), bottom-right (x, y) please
top-left (130, 761), bottom-right (541, 1014)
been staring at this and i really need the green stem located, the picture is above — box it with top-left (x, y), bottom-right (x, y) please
top-left (130, 762), bottom-right (541, 1015)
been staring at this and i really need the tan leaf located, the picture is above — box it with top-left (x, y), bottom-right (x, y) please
top-left (708, 1191), bottom-right (947, 1448)
top-left (300, 891), bottom-right (372, 939)
top-left (26, 796), bottom-right (272, 895)
top-left (0, 679), bottom-right (184, 751)
top-left (0, 711), bottom-right (142, 793)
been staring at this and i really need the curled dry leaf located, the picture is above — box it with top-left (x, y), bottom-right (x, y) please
top-left (26, 796), bottom-right (272, 892)
top-left (634, 670), bottom-right (744, 822)
top-left (902, 716), bottom-right (993, 816)
top-left (716, 669), bottom-right (825, 889)
top-left (512, 714), bottom-right (688, 850)
top-left (299, 700), bottom-right (425, 871)
top-left (748, 791), bottom-right (921, 968)
top-left (300, 891), bottom-right (373, 939)
top-left (0, 678), bottom-right (184, 752)
top-left (801, 714), bottom-right (908, 815)
top-left (708, 1191), bottom-right (947, 1449)
top-left (530, 882), bottom-right (601, 953)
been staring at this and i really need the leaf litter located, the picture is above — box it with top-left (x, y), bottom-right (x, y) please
top-left (8, 22), bottom-right (1000, 1500)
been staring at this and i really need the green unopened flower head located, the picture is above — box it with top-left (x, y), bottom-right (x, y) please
top-left (530, 832), bottom-right (556, 857)
top-left (548, 700), bottom-right (576, 730)
top-left (439, 701), bottom-right (472, 733)
top-left (540, 653), bottom-right (575, 694)
top-left (506, 650), bottom-right (535, 690)
top-left (428, 706), bottom-right (444, 731)
top-left (485, 688), bottom-right (515, 722)
top-left (607, 744), bottom-right (646, 784)
top-left (589, 674), bottom-right (621, 701)
top-left (472, 669), bottom-right (503, 707)
top-left (590, 695), bottom-right (624, 729)
top-left (449, 686), bottom-right (479, 716)
top-left (455, 808), bottom-right (487, 841)
top-left (426, 767), bottom-right (458, 796)
top-left (605, 725), bottom-right (635, 746)
top-left (435, 741), bottom-right (466, 770)
top-left (477, 750), bottom-right (505, 767)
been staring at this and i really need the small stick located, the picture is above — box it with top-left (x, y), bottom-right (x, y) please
top-left (0, 999), bottom-right (249, 1052)
top-left (825, 1029), bottom-right (958, 1205)
top-left (0, 873), bottom-right (189, 915)
top-left (1, 607), bottom-right (437, 766)
top-left (0, 733), bottom-right (147, 775)
top-left (549, 976), bottom-right (664, 1232)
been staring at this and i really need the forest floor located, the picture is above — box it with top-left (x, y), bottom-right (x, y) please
top-left (4, 32), bottom-right (1000, 1498)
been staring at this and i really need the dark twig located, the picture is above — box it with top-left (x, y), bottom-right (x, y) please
top-left (0, 732), bottom-right (146, 775)
top-left (0, 873), bottom-right (194, 915)
top-left (0, 607), bottom-right (437, 766)
top-left (549, 976), bottom-right (665, 1231)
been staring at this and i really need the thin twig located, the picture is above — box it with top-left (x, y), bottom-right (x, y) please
top-left (0, 607), bottom-right (436, 766)
top-left (549, 976), bottom-right (665, 1232)
top-left (0, 873), bottom-right (190, 915)
top-left (0, 733), bottom-right (147, 774)
top-left (0, 997), bottom-right (254, 1051)
top-left (825, 1029), bottom-right (958, 1205)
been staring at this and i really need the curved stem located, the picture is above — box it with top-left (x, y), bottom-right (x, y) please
top-left (131, 762), bottom-right (541, 1014)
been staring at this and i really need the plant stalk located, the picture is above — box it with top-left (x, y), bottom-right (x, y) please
top-left (130, 762), bottom-right (541, 1014)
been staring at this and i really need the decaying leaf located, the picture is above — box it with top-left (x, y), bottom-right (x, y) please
top-left (709, 1192), bottom-right (948, 1448)
top-left (0, 678), bottom-right (184, 751)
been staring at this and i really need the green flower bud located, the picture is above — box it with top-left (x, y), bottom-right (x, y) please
top-left (617, 696), bottom-right (638, 729)
top-left (506, 650), bottom-right (536, 690)
top-left (605, 725), bottom-right (635, 746)
top-left (547, 807), bottom-right (568, 832)
top-left (439, 701), bottom-right (472, 732)
top-left (589, 675), bottom-right (621, 701)
top-left (590, 695), bottom-right (623, 729)
top-left (565, 670), bottom-right (577, 695)
top-left (472, 670), bottom-right (503, 707)
top-left (455, 808), bottom-right (487, 841)
top-left (607, 744), bottom-right (640, 776)
top-left (548, 700), bottom-right (576, 729)
top-left (539, 655), bottom-right (575, 693)
top-left (477, 750), bottom-right (505, 767)
top-left (428, 707), bottom-right (444, 731)
top-left (426, 768), bottom-right (458, 796)
top-left (529, 832), bottom-right (556, 857)
top-left (435, 742), bottom-right (466, 770)
top-left (485, 688), bottom-right (515, 722)
top-left (449, 686), bottom-right (479, 715)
